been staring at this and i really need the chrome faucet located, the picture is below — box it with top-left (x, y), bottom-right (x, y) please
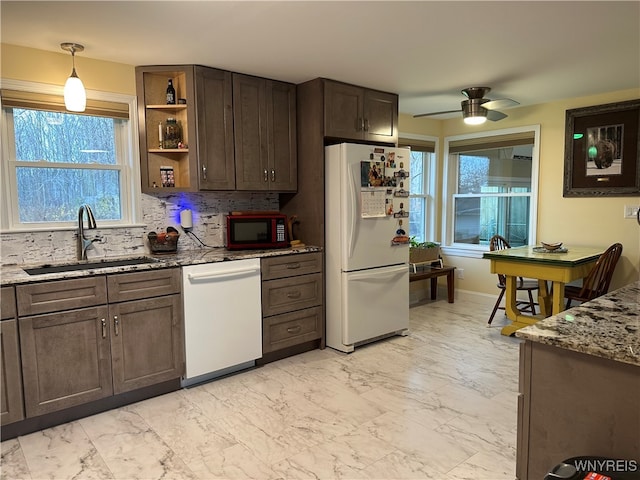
top-left (77, 204), bottom-right (100, 260)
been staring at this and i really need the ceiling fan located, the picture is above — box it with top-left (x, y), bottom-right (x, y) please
top-left (414, 87), bottom-right (520, 125)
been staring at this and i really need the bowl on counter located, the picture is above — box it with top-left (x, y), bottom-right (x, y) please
top-left (541, 241), bottom-right (563, 251)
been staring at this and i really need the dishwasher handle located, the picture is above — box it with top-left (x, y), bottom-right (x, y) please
top-left (187, 266), bottom-right (260, 282)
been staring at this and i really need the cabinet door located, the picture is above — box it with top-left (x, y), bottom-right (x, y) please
top-left (234, 73), bottom-right (269, 190)
top-left (364, 90), bottom-right (398, 144)
top-left (1, 319), bottom-right (24, 425)
top-left (20, 306), bottom-right (113, 417)
top-left (109, 295), bottom-right (183, 395)
top-left (267, 80), bottom-right (297, 191)
top-left (324, 81), bottom-right (364, 140)
top-left (194, 66), bottom-right (235, 190)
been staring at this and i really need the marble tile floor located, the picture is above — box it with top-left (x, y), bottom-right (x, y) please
top-left (1, 291), bottom-right (521, 480)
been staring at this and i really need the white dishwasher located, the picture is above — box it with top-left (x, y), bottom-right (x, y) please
top-left (182, 258), bottom-right (262, 387)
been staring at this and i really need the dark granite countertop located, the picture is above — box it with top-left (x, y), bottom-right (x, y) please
top-left (0, 246), bottom-right (322, 286)
top-left (515, 281), bottom-right (640, 367)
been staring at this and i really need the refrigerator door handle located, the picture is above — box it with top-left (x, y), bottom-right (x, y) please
top-left (348, 265), bottom-right (407, 282)
top-left (346, 162), bottom-right (360, 259)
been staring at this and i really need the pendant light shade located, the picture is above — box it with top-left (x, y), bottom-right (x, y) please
top-left (61, 43), bottom-right (86, 112)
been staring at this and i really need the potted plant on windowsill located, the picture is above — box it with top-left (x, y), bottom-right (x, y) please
top-left (409, 237), bottom-right (440, 264)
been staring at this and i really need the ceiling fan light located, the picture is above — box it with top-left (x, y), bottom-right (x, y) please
top-left (464, 115), bottom-right (487, 125)
top-left (462, 99), bottom-right (487, 125)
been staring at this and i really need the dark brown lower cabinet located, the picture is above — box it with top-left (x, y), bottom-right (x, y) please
top-left (15, 269), bottom-right (184, 419)
top-left (110, 295), bottom-right (182, 394)
top-left (19, 306), bottom-right (113, 417)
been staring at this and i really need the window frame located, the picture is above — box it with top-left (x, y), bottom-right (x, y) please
top-left (399, 133), bottom-right (438, 243)
top-left (0, 79), bottom-right (142, 232)
top-left (441, 125), bottom-right (540, 259)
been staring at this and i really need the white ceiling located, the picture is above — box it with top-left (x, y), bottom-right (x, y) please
top-left (2, 1), bottom-right (639, 119)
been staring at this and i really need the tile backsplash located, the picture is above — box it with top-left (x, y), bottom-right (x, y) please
top-left (0, 192), bottom-right (278, 266)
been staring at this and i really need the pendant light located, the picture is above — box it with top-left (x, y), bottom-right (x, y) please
top-left (60, 42), bottom-right (86, 112)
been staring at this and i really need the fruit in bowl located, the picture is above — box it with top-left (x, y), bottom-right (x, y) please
top-left (541, 241), bottom-right (563, 251)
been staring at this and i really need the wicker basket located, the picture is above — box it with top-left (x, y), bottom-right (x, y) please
top-left (409, 246), bottom-right (440, 264)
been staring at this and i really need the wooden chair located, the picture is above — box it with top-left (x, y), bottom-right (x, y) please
top-left (487, 235), bottom-right (539, 325)
top-left (565, 243), bottom-right (623, 309)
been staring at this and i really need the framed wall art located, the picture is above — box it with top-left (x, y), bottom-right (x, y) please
top-left (563, 99), bottom-right (640, 197)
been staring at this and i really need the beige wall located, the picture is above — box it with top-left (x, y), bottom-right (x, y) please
top-left (400, 88), bottom-right (640, 295)
top-left (1, 43), bottom-right (135, 94)
top-left (2, 43), bottom-right (639, 294)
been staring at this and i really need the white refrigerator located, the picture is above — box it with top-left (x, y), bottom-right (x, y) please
top-left (325, 143), bottom-right (411, 353)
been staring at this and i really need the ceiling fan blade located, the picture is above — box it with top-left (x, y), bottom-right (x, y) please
top-left (486, 110), bottom-right (508, 121)
top-left (413, 109), bottom-right (462, 118)
top-left (482, 98), bottom-right (520, 111)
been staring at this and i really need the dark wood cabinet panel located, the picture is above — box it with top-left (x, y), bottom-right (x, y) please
top-left (1, 317), bottom-right (24, 426)
top-left (261, 252), bottom-right (322, 281)
top-left (324, 79), bottom-right (398, 144)
top-left (194, 66), bottom-right (235, 190)
top-left (15, 269), bottom-right (184, 419)
top-left (262, 306), bottom-right (323, 354)
top-left (324, 81), bottom-right (364, 139)
top-left (16, 277), bottom-right (107, 317)
top-left (363, 89), bottom-right (399, 143)
top-left (19, 306), bottom-right (113, 417)
top-left (261, 252), bottom-right (324, 358)
top-left (136, 65), bottom-right (234, 191)
top-left (234, 73), bottom-right (297, 191)
top-left (107, 268), bottom-right (181, 303)
top-left (110, 295), bottom-right (183, 394)
top-left (1, 286), bottom-right (16, 319)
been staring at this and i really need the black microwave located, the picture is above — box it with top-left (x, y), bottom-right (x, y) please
top-left (226, 213), bottom-right (289, 250)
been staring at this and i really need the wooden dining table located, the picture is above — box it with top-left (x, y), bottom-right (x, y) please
top-left (483, 245), bottom-right (605, 336)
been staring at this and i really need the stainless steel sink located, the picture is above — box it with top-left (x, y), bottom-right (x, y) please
top-left (23, 257), bottom-right (160, 275)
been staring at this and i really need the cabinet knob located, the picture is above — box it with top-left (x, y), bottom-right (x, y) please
top-left (356, 118), bottom-right (364, 132)
top-left (286, 262), bottom-right (301, 269)
top-left (101, 318), bottom-right (107, 339)
top-left (286, 290), bottom-right (302, 299)
top-left (202, 165), bottom-right (207, 181)
top-left (271, 169), bottom-right (276, 182)
top-left (364, 118), bottom-right (370, 132)
top-left (113, 316), bottom-right (119, 336)
top-left (263, 169), bottom-right (269, 182)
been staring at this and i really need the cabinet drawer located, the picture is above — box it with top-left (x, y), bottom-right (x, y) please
top-left (1, 287), bottom-right (16, 320)
top-left (261, 252), bottom-right (322, 281)
top-left (263, 306), bottom-right (323, 353)
top-left (107, 268), bottom-right (181, 303)
top-left (16, 277), bottom-right (107, 316)
top-left (262, 272), bottom-right (322, 317)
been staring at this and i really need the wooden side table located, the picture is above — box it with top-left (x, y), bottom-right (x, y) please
top-left (409, 264), bottom-right (456, 303)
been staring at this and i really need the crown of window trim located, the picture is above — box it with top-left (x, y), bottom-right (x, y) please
top-left (1, 89), bottom-right (129, 119)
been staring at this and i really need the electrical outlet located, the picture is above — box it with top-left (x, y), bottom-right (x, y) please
top-left (457, 268), bottom-right (464, 279)
top-left (624, 205), bottom-right (639, 219)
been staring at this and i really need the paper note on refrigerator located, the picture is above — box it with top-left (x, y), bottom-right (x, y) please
top-left (361, 189), bottom-right (386, 217)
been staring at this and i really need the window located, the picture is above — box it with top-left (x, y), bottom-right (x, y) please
top-left (443, 126), bottom-right (540, 257)
top-left (1, 80), bottom-right (140, 231)
top-left (398, 135), bottom-right (437, 243)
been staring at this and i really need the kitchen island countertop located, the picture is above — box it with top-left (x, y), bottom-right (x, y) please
top-left (0, 246), bottom-right (323, 286)
top-left (515, 280), bottom-right (640, 366)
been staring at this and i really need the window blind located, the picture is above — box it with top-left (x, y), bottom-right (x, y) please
top-left (448, 131), bottom-right (534, 154)
top-left (398, 137), bottom-right (435, 153)
top-left (1, 89), bottom-right (129, 119)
